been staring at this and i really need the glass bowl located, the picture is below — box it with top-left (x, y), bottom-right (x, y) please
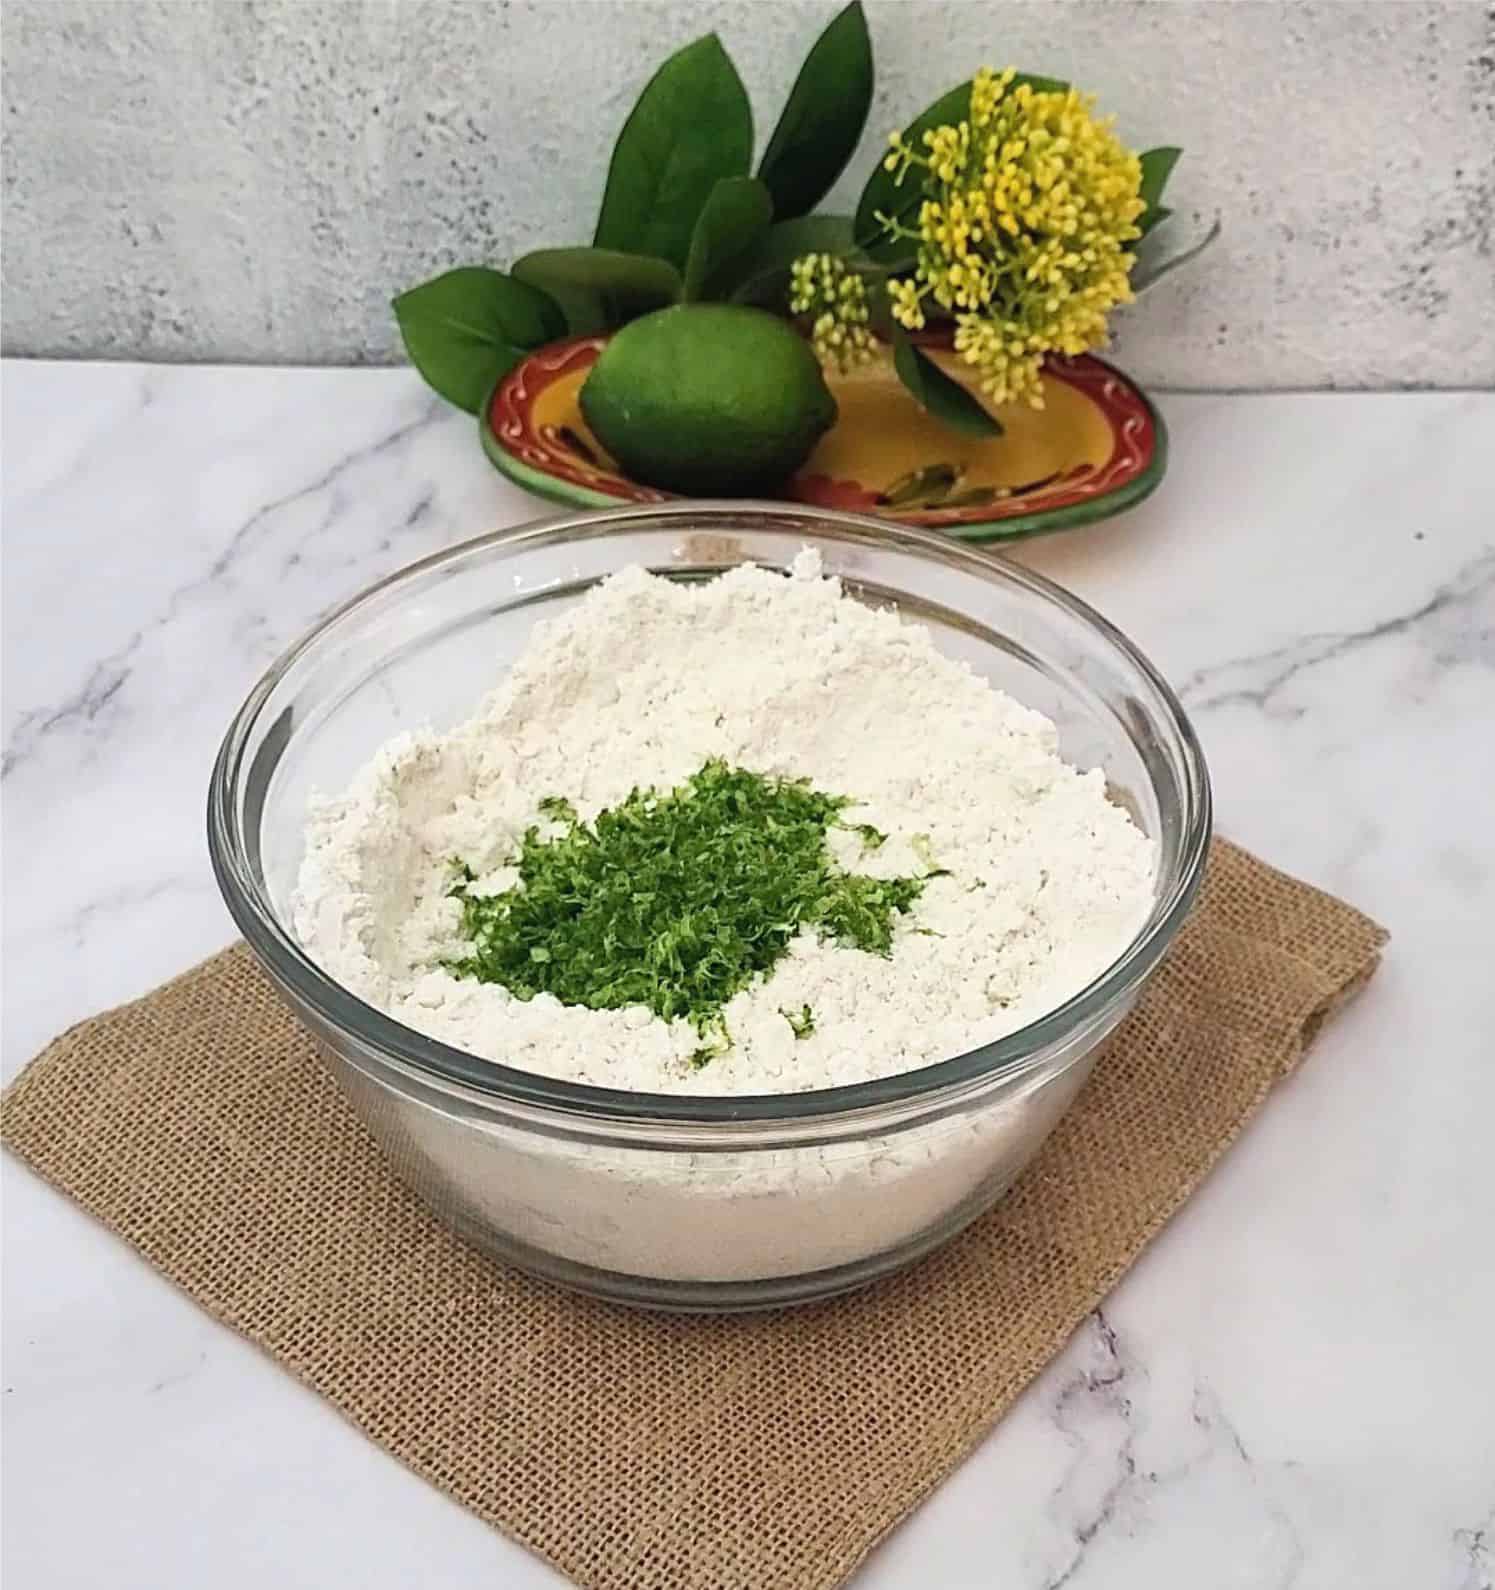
top-left (208, 503), bottom-right (1210, 1311)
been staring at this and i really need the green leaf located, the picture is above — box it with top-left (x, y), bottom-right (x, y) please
top-left (681, 176), bottom-right (774, 301)
top-left (594, 34), bottom-right (753, 270)
top-left (1137, 146), bottom-right (1182, 238)
top-left (723, 214), bottom-right (856, 305)
top-left (758, 1), bottom-right (874, 220)
top-left (392, 267), bottom-right (565, 414)
top-left (510, 263), bottom-right (607, 337)
top-left (892, 331), bottom-right (1003, 438)
top-left (510, 248), bottom-right (682, 332)
top-left (855, 73), bottom-right (1067, 260)
top-left (1131, 215), bottom-right (1221, 293)
top-left (941, 485), bottom-right (999, 508)
top-left (883, 463), bottom-right (960, 505)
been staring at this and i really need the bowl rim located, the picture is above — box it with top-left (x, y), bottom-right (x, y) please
top-left (208, 501), bottom-right (1211, 1125)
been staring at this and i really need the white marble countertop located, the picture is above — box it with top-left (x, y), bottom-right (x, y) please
top-left (3, 362), bottom-right (1492, 1590)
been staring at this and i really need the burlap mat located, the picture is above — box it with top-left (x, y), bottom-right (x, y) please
top-left (2, 840), bottom-right (1384, 1590)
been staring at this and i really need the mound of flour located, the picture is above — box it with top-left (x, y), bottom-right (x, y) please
top-left (293, 551), bottom-right (1153, 1095)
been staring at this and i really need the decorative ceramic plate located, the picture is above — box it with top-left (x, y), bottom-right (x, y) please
top-left (482, 335), bottom-right (1165, 541)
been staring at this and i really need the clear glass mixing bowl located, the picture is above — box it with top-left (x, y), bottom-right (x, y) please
top-left (209, 503), bottom-right (1210, 1310)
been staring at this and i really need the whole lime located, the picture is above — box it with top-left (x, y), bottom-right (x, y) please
top-left (579, 305), bottom-right (837, 496)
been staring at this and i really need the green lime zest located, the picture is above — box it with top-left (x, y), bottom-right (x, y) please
top-left (782, 1004), bottom-right (816, 1039)
top-left (845, 820), bottom-right (887, 851)
top-left (444, 760), bottom-right (933, 1054)
top-left (910, 831), bottom-right (952, 878)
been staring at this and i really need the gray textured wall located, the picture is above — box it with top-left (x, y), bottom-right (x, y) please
top-left (2, 0), bottom-right (1493, 388)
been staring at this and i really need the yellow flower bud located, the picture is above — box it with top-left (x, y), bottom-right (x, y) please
top-left (872, 65), bottom-right (1142, 403)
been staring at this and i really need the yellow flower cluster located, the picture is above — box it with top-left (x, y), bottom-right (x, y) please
top-left (882, 67), bottom-right (1144, 406)
top-left (788, 251), bottom-right (877, 372)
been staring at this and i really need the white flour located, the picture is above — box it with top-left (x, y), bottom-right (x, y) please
top-left (292, 551), bottom-right (1156, 1288)
top-left (294, 551), bottom-right (1154, 1095)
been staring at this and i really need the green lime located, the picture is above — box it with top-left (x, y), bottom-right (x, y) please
top-left (579, 305), bottom-right (837, 496)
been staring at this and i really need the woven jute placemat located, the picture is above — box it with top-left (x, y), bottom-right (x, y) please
top-left (3, 840), bottom-right (1384, 1590)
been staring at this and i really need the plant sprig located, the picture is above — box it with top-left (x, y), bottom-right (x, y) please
top-left (392, 3), bottom-right (1213, 438)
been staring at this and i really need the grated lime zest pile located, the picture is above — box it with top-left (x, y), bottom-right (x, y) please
top-left (445, 760), bottom-right (932, 1061)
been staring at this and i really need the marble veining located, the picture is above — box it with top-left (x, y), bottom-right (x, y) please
top-left (3, 361), bottom-right (1493, 1590)
top-left (1177, 545), bottom-right (1495, 719)
top-left (2, 390), bottom-right (445, 783)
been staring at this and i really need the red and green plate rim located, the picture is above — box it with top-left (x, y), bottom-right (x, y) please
top-left (480, 336), bottom-right (1167, 543)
